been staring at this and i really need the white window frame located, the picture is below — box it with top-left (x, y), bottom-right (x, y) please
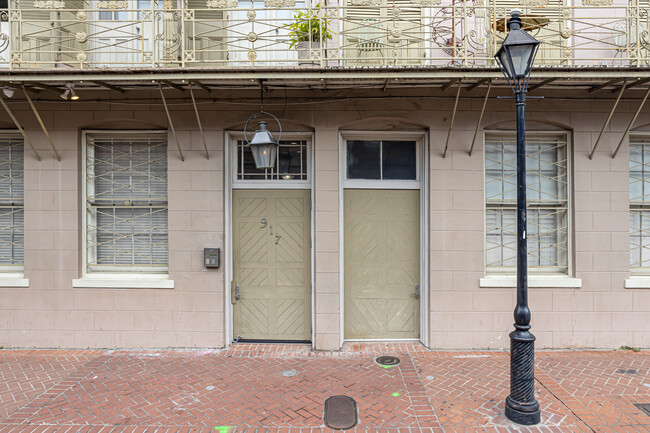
top-left (73, 130), bottom-right (173, 289)
top-left (341, 132), bottom-right (422, 190)
top-left (480, 131), bottom-right (581, 288)
top-left (339, 130), bottom-right (429, 346)
top-left (224, 130), bottom-right (315, 347)
top-left (626, 134), bottom-right (650, 288)
top-left (0, 133), bottom-right (28, 287)
top-left (230, 132), bottom-right (313, 189)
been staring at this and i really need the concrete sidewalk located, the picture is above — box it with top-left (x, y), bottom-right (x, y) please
top-left (0, 343), bottom-right (649, 433)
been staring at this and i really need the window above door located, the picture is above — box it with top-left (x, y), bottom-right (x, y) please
top-left (342, 135), bottom-right (422, 189)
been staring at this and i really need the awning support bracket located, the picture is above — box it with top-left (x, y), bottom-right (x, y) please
top-left (589, 80), bottom-right (626, 160)
top-left (159, 83), bottom-right (185, 161)
top-left (442, 80), bottom-right (462, 158)
top-left (0, 94), bottom-right (41, 161)
top-left (612, 86), bottom-right (650, 159)
top-left (189, 82), bottom-right (209, 160)
top-left (22, 86), bottom-right (61, 161)
top-left (469, 80), bottom-right (492, 157)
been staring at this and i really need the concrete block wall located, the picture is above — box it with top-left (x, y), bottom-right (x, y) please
top-left (0, 88), bottom-right (649, 349)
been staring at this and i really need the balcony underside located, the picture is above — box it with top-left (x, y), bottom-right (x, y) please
top-left (0, 67), bottom-right (649, 99)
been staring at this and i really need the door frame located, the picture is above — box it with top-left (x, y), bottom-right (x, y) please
top-left (224, 131), bottom-right (315, 347)
top-left (338, 130), bottom-right (429, 346)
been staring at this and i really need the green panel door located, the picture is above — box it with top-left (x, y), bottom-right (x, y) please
top-left (344, 189), bottom-right (420, 339)
top-left (232, 189), bottom-right (311, 341)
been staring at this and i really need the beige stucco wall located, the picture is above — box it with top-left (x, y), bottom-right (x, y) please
top-left (0, 87), bottom-right (649, 349)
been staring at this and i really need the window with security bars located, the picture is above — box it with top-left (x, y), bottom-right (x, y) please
top-left (236, 140), bottom-right (308, 181)
top-left (629, 137), bottom-right (650, 273)
top-left (0, 136), bottom-right (24, 270)
top-left (85, 134), bottom-right (168, 273)
top-left (485, 135), bottom-right (569, 274)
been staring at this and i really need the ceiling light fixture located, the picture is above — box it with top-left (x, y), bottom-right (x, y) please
top-left (60, 83), bottom-right (79, 101)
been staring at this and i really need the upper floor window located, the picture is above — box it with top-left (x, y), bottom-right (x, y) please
top-left (84, 132), bottom-right (168, 274)
top-left (0, 135), bottom-right (23, 271)
top-left (630, 137), bottom-right (650, 273)
top-left (485, 134), bottom-right (569, 275)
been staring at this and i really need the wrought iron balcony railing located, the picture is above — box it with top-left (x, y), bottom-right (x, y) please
top-left (1, 0), bottom-right (648, 70)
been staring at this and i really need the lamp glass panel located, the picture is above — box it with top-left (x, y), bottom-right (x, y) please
top-left (498, 48), bottom-right (514, 80)
top-left (251, 143), bottom-right (277, 169)
top-left (508, 44), bottom-right (534, 77)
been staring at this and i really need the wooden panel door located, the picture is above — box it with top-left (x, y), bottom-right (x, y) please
top-left (232, 189), bottom-right (311, 341)
top-left (344, 189), bottom-right (420, 339)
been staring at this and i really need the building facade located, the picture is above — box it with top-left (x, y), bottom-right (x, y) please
top-left (0, 0), bottom-right (649, 350)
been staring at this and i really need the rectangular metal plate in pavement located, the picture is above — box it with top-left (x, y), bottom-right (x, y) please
top-left (324, 395), bottom-right (358, 430)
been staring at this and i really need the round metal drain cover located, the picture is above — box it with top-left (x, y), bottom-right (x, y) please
top-left (281, 369), bottom-right (297, 377)
top-left (375, 356), bottom-right (400, 366)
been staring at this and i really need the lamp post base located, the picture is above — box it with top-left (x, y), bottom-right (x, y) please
top-left (505, 396), bottom-right (541, 425)
top-left (505, 330), bottom-right (540, 425)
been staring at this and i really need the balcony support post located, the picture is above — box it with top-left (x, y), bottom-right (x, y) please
top-left (442, 80), bottom-right (463, 158)
top-left (189, 82), bottom-right (210, 160)
top-left (469, 80), bottom-right (492, 156)
top-left (159, 83), bottom-right (185, 162)
top-left (22, 86), bottom-right (61, 161)
top-left (589, 80), bottom-right (627, 160)
top-left (612, 86), bottom-right (650, 159)
top-left (0, 95), bottom-right (41, 161)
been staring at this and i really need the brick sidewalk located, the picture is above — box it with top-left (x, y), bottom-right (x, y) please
top-left (0, 344), bottom-right (649, 433)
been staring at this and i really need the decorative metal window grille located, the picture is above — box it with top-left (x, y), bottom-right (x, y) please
top-left (236, 140), bottom-right (307, 181)
top-left (629, 138), bottom-right (650, 272)
top-left (85, 134), bottom-right (168, 273)
top-left (0, 136), bottom-right (24, 269)
top-left (485, 135), bottom-right (568, 274)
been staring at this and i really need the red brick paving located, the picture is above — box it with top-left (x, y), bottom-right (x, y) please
top-left (0, 345), bottom-right (648, 433)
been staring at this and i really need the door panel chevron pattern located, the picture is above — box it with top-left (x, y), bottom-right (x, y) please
top-left (233, 189), bottom-right (311, 341)
top-left (344, 189), bottom-right (420, 339)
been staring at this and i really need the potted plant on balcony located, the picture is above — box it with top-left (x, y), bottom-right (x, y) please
top-left (287, 4), bottom-right (332, 65)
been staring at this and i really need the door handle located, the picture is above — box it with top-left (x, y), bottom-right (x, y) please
top-left (231, 281), bottom-right (240, 304)
top-left (414, 283), bottom-right (420, 300)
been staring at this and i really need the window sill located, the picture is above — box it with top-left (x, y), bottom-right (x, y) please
top-left (72, 274), bottom-right (174, 289)
top-left (480, 275), bottom-right (582, 288)
top-left (624, 277), bottom-right (650, 289)
top-left (0, 273), bottom-right (29, 287)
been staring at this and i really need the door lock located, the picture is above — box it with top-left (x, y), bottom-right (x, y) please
top-left (414, 283), bottom-right (420, 300)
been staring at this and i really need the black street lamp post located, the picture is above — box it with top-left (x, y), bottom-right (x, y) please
top-left (494, 9), bottom-right (541, 426)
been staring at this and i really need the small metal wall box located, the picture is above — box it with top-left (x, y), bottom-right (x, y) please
top-left (204, 248), bottom-right (220, 268)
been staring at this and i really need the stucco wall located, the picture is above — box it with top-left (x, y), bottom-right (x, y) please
top-left (0, 88), bottom-right (648, 349)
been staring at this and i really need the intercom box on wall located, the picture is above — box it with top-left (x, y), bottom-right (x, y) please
top-left (204, 248), bottom-right (220, 268)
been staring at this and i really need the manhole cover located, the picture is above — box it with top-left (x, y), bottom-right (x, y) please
top-left (635, 403), bottom-right (650, 417)
top-left (281, 369), bottom-right (297, 377)
top-left (324, 395), bottom-right (358, 430)
top-left (375, 356), bottom-right (400, 366)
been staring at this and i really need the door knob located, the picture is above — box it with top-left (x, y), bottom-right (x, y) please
top-left (414, 283), bottom-right (420, 300)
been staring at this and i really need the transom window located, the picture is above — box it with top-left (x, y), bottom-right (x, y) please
top-left (236, 139), bottom-right (308, 181)
top-left (0, 135), bottom-right (23, 271)
top-left (346, 140), bottom-right (417, 180)
top-left (630, 137), bottom-right (650, 273)
top-left (85, 133), bottom-right (168, 273)
top-left (485, 134), bottom-right (569, 274)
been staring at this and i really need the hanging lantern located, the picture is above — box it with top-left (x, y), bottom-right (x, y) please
top-left (248, 121), bottom-right (279, 169)
top-left (243, 83), bottom-right (282, 170)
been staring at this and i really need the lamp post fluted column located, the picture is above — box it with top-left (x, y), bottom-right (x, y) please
top-left (504, 87), bottom-right (540, 426)
top-left (493, 10), bottom-right (541, 426)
